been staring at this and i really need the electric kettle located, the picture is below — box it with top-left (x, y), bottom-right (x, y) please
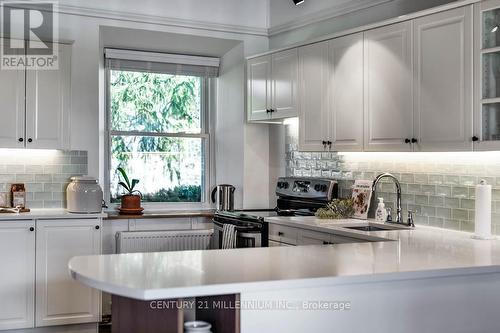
top-left (211, 184), bottom-right (235, 211)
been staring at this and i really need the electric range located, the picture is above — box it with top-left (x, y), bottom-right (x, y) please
top-left (213, 177), bottom-right (338, 248)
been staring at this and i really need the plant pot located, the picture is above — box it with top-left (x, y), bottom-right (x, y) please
top-left (121, 194), bottom-right (141, 210)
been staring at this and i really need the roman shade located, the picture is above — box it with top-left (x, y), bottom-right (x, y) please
top-left (105, 48), bottom-right (220, 77)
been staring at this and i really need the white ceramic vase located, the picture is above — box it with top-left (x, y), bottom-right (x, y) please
top-left (66, 176), bottom-right (103, 213)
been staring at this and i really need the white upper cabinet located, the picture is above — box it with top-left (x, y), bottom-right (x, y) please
top-left (0, 221), bottom-right (35, 331)
top-left (413, 6), bottom-right (473, 151)
top-left (247, 55), bottom-right (271, 121)
top-left (364, 22), bottom-right (414, 152)
top-left (26, 42), bottom-right (71, 150)
top-left (247, 50), bottom-right (298, 121)
top-left (0, 40), bottom-right (71, 150)
top-left (271, 49), bottom-right (298, 119)
top-left (36, 219), bottom-right (101, 327)
top-left (328, 33), bottom-right (364, 152)
top-left (298, 41), bottom-right (330, 151)
top-left (0, 39), bottom-right (26, 149)
top-left (475, 0), bottom-right (500, 150)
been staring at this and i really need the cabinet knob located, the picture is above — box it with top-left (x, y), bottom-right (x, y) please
top-left (411, 138), bottom-right (418, 144)
top-left (29, 227), bottom-right (34, 232)
top-left (472, 136), bottom-right (479, 142)
top-left (27, 138), bottom-right (33, 143)
top-left (18, 138), bottom-right (24, 142)
top-left (266, 109), bottom-right (271, 113)
top-left (95, 225), bottom-right (100, 230)
top-left (404, 138), bottom-right (411, 144)
top-left (271, 109), bottom-right (275, 113)
top-left (278, 231), bottom-right (284, 236)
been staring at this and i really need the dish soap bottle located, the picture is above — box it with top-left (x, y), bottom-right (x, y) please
top-left (375, 198), bottom-right (388, 222)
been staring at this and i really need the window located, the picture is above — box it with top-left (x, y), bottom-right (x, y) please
top-left (105, 49), bottom-right (218, 205)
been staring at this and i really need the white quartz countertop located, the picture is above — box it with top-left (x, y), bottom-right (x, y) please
top-left (0, 208), bottom-right (107, 220)
top-left (69, 217), bottom-right (500, 300)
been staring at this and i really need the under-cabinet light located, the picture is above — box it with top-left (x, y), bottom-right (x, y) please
top-left (492, 25), bottom-right (499, 33)
top-left (293, 0), bottom-right (305, 5)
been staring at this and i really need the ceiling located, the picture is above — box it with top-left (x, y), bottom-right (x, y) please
top-left (56, 0), bottom-right (269, 30)
top-left (55, 0), bottom-right (395, 32)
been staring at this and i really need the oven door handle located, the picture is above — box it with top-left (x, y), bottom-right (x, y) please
top-left (212, 219), bottom-right (262, 231)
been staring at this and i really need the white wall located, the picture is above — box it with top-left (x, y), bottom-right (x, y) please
top-left (4, 8), bottom-right (270, 207)
top-left (269, 0), bottom-right (459, 48)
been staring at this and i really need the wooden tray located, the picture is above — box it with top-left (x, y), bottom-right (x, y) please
top-left (0, 208), bottom-right (30, 213)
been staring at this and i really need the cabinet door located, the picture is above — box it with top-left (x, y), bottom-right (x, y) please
top-left (268, 224), bottom-right (298, 245)
top-left (364, 22), bottom-right (413, 151)
top-left (26, 43), bottom-right (71, 150)
top-left (329, 33), bottom-right (364, 152)
top-left (474, 0), bottom-right (500, 150)
top-left (414, 6), bottom-right (473, 151)
top-left (0, 221), bottom-right (35, 330)
top-left (271, 49), bottom-right (298, 119)
top-left (36, 219), bottom-right (101, 327)
top-left (297, 229), bottom-right (332, 245)
top-left (247, 55), bottom-right (271, 121)
top-left (298, 41), bottom-right (330, 151)
top-left (0, 38), bottom-right (25, 148)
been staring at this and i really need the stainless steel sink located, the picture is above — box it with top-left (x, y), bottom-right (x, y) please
top-left (342, 224), bottom-right (411, 232)
top-left (344, 226), bottom-right (393, 232)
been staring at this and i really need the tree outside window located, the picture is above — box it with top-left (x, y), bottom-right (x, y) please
top-left (108, 70), bottom-right (207, 203)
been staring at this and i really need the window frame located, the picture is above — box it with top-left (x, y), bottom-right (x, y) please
top-left (104, 67), bottom-right (215, 210)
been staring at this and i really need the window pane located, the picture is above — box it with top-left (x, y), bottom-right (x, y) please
top-left (110, 70), bottom-right (202, 134)
top-left (110, 136), bottom-right (204, 203)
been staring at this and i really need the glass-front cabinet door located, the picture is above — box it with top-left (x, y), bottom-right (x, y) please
top-left (476, 0), bottom-right (500, 149)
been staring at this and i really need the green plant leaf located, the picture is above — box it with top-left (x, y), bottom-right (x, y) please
top-left (130, 179), bottom-right (139, 192)
top-left (117, 167), bottom-right (131, 189)
top-left (118, 181), bottom-right (130, 193)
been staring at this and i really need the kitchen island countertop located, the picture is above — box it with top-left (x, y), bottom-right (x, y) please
top-left (69, 217), bottom-right (500, 300)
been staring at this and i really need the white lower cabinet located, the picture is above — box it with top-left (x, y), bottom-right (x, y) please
top-left (297, 229), bottom-right (332, 245)
top-left (0, 221), bottom-right (35, 330)
top-left (36, 219), bottom-right (101, 327)
top-left (269, 224), bottom-right (368, 246)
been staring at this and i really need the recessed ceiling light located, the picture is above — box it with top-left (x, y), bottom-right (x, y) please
top-left (293, 0), bottom-right (305, 5)
top-left (492, 25), bottom-right (499, 33)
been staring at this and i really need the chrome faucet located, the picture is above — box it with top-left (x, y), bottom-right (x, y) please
top-left (372, 173), bottom-right (403, 225)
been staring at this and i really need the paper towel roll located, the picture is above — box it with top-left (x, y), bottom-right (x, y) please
top-left (474, 179), bottom-right (492, 239)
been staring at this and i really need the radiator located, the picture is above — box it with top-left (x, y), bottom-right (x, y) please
top-left (116, 229), bottom-right (213, 254)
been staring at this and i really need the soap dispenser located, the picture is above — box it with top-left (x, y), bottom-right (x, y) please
top-left (375, 198), bottom-right (388, 222)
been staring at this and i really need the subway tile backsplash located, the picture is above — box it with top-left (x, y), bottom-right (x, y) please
top-left (284, 124), bottom-right (500, 235)
top-left (0, 150), bottom-right (87, 209)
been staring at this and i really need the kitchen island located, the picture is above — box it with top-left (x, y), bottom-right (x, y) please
top-left (69, 218), bottom-right (500, 333)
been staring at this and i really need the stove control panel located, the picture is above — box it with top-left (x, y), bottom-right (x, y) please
top-left (276, 177), bottom-right (338, 201)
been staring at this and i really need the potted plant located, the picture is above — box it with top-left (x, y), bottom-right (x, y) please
top-left (117, 167), bottom-right (142, 211)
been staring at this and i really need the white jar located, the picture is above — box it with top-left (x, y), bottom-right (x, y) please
top-left (66, 176), bottom-right (103, 213)
top-left (184, 321), bottom-right (212, 333)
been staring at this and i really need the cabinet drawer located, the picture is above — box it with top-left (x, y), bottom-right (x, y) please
top-left (268, 240), bottom-right (293, 247)
top-left (331, 234), bottom-right (366, 244)
top-left (297, 229), bottom-right (332, 245)
top-left (268, 224), bottom-right (298, 245)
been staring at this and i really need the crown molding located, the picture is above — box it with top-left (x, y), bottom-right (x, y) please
top-left (268, 0), bottom-right (395, 36)
top-left (51, 4), bottom-right (269, 37)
